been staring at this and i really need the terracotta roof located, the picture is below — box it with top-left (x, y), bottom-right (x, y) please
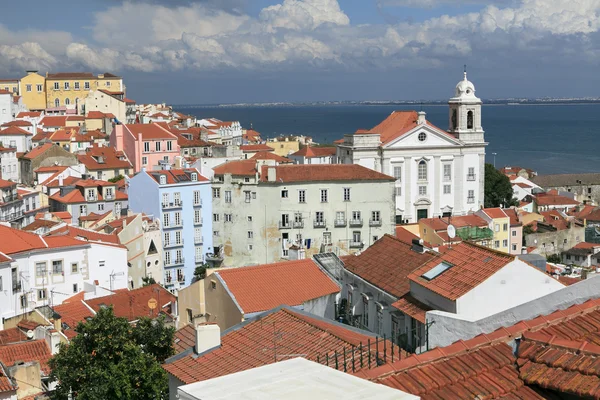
top-left (123, 123), bottom-right (176, 140)
top-left (213, 160), bottom-right (258, 176)
top-left (20, 143), bottom-right (55, 160)
top-left (367, 110), bottom-right (455, 145)
top-left (573, 242), bottom-right (600, 250)
top-left (395, 226), bottom-right (420, 244)
top-left (21, 219), bottom-right (60, 232)
top-left (49, 184), bottom-right (127, 204)
top-left (408, 242), bottom-right (515, 301)
top-left (216, 259), bottom-right (339, 314)
top-left (49, 127), bottom-right (77, 141)
top-left (86, 111), bottom-right (110, 119)
top-left (46, 225), bottom-right (120, 245)
top-left (480, 207), bottom-right (508, 219)
top-left (0, 126), bottom-right (32, 136)
top-left (53, 300), bottom-right (94, 334)
top-left (1, 120), bottom-right (32, 127)
top-left (147, 168), bottom-right (207, 185)
top-left (173, 324), bottom-right (196, 354)
top-left (532, 173), bottom-right (600, 187)
top-left (535, 193), bottom-right (580, 206)
top-left (514, 182), bottom-right (532, 188)
top-left (16, 111), bottom-right (41, 118)
top-left (249, 151), bottom-right (293, 163)
top-left (0, 340), bottom-right (52, 375)
top-left (46, 72), bottom-right (94, 79)
top-left (123, 98), bottom-right (136, 104)
top-left (291, 146), bottom-right (336, 158)
top-left (0, 365), bottom-right (16, 393)
top-left (0, 328), bottom-right (27, 346)
top-left (77, 145), bottom-right (132, 171)
top-left (84, 284), bottom-right (176, 321)
top-left (260, 164), bottom-right (395, 183)
top-left (343, 234), bottom-right (436, 298)
top-left (0, 179), bottom-right (16, 189)
top-left (163, 307), bottom-right (403, 384)
top-left (391, 294), bottom-right (431, 324)
top-left (503, 208), bottom-right (521, 226)
top-left (239, 144), bottom-right (273, 152)
top-left (585, 209), bottom-right (600, 222)
top-left (39, 115), bottom-right (68, 127)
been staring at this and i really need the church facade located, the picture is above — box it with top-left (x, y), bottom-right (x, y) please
top-left (336, 72), bottom-right (486, 223)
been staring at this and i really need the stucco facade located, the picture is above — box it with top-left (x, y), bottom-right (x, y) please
top-left (19, 71), bottom-right (46, 111)
top-left (85, 89), bottom-right (127, 123)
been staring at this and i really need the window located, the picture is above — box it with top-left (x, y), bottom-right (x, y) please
top-left (106, 81), bottom-right (111, 87)
top-left (20, 295), bottom-right (27, 309)
top-left (54, 82), bottom-right (59, 90)
top-left (213, 230), bottom-right (219, 237)
top-left (194, 210), bottom-right (201, 224)
top-left (393, 166), bottom-right (402, 181)
top-left (174, 192), bottom-right (181, 206)
top-left (418, 132), bottom-right (427, 142)
top-left (38, 289), bottom-right (47, 300)
top-left (35, 262), bottom-right (46, 277)
top-left (362, 296), bottom-right (369, 328)
top-left (99, 260), bottom-right (105, 268)
top-left (194, 228), bottom-right (202, 242)
top-left (418, 160), bottom-right (427, 181)
top-left (52, 260), bottom-right (63, 275)
top-left (225, 214), bottom-right (232, 222)
top-left (467, 167), bottom-right (476, 181)
top-left (213, 213), bottom-right (220, 222)
top-left (467, 190), bottom-right (475, 203)
top-left (443, 185), bottom-right (451, 194)
top-left (225, 191), bottom-right (232, 203)
top-left (320, 189), bottom-right (328, 203)
top-left (64, 82), bottom-right (70, 90)
top-left (167, 141), bottom-right (172, 151)
top-left (248, 215), bottom-right (253, 222)
top-left (352, 211), bottom-right (361, 222)
top-left (395, 187), bottom-right (402, 196)
top-left (191, 172), bottom-right (198, 181)
top-left (494, 240), bottom-right (500, 248)
top-left (174, 212), bottom-right (181, 226)
top-left (37, 84), bottom-right (43, 92)
top-left (467, 110), bottom-right (474, 129)
top-left (84, 81), bottom-right (90, 90)
top-left (281, 190), bottom-right (288, 198)
top-left (54, 98), bottom-right (60, 107)
top-left (162, 193), bottom-right (169, 207)
top-left (163, 213), bottom-right (170, 227)
top-left (443, 164), bottom-right (452, 181)
top-left (155, 141), bottom-right (161, 151)
top-left (298, 189), bottom-right (306, 203)
top-left (512, 244), bottom-right (517, 251)
top-left (244, 177), bottom-right (250, 183)
top-left (500, 223), bottom-right (508, 232)
top-left (376, 308), bottom-right (384, 335)
top-left (187, 309), bottom-right (193, 323)
top-left (142, 156), bottom-right (148, 166)
top-left (193, 191), bottom-right (201, 205)
top-left (212, 188), bottom-right (220, 198)
top-left (247, 231), bottom-right (254, 239)
top-left (512, 230), bottom-right (517, 237)
top-left (353, 231), bottom-right (361, 243)
top-left (494, 224), bottom-right (500, 232)
top-left (422, 261), bottom-right (453, 280)
top-left (503, 239), bottom-right (508, 247)
top-left (336, 211), bottom-right (345, 223)
top-left (343, 188), bottom-right (351, 201)
top-left (79, 205), bottom-right (87, 215)
top-left (281, 214), bottom-right (289, 227)
top-left (244, 191), bottom-right (251, 203)
top-left (371, 211), bottom-right (380, 222)
top-left (26, 84), bottom-right (32, 92)
top-left (144, 142), bottom-right (150, 152)
top-left (98, 203), bottom-right (104, 211)
top-left (74, 81), bottom-right (80, 90)
top-left (315, 211), bottom-right (324, 223)
top-left (566, 254), bottom-right (571, 260)
top-left (419, 186), bottom-right (427, 196)
top-left (73, 283), bottom-right (78, 293)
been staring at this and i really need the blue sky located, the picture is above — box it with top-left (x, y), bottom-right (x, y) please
top-left (1, 0), bottom-right (599, 104)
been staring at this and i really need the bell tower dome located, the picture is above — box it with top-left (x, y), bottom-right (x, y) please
top-left (448, 67), bottom-right (484, 144)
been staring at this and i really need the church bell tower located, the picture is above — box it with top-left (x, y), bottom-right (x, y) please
top-left (448, 67), bottom-right (484, 144)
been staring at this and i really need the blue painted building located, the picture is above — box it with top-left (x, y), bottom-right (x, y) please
top-left (128, 167), bottom-right (213, 290)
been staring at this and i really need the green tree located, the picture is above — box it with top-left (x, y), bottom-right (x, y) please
top-left (133, 316), bottom-right (175, 363)
top-left (108, 175), bottom-right (125, 183)
top-left (547, 254), bottom-right (562, 263)
top-left (142, 276), bottom-right (157, 286)
top-left (49, 307), bottom-right (171, 399)
top-left (484, 163), bottom-right (518, 208)
top-left (193, 263), bottom-right (209, 281)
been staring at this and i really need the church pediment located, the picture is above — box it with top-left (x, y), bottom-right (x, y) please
top-left (383, 124), bottom-right (462, 149)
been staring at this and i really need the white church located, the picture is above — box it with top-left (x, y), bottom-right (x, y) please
top-left (336, 72), bottom-right (486, 223)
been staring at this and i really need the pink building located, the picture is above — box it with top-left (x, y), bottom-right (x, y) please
top-left (111, 123), bottom-right (180, 172)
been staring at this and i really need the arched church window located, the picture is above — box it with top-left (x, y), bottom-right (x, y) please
top-left (467, 110), bottom-right (474, 129)
top-left (418, 160), bottom-right (427, 181)
top-left (451, 109), bottom-right (457, 130)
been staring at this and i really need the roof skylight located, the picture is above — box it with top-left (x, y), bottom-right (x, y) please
top-left (421, 261), bottom-right (453, 281)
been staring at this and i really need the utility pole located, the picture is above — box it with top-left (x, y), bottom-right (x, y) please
top-left (492, 152), bottom-right (497, 168)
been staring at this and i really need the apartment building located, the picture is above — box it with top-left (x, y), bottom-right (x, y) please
top-left (128, 168), bottom-right (213, 291)
top-left (45, 72), bottom-right (123, 111)
top-left (212, 161), bottom-right (395, 267)
top-left (76, 144), bottom-right (133, 180)
top-left (85, 89), bottom-right (136, 124)
top-left (0, 180), bottom-right (44, 228)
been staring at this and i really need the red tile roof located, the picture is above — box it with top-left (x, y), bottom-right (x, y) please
top-left (21, 219), bottom-right (60, 232)
top-left (503, 208), bottom-right (521, 226)
top-left (291, 146), bottom-right (336, 158)
top-left (391, 294), bottom-right (431, 324)
top-left (39, 115), bottom-right (68, 127)
top-left (49, 183), bottom-right (128, 204)
top-left (0, 225), bottom-right (88, 255)
top-left (46, 72), bottom-right (95, 79)
top-left (1, 120), bottom-right (32, 127)
top-left (0, 126), bottom-right (32, 136)
top-left (395, 226), bottom-right (420, 244)
top-left (408, 242), bottom-right (515, 300)
top-left (84, 284), bottom-right (176, 321)
top-left (0, 340), bottom-right (52, 375)
top-left (367, 110), bottom-right (455, 145)
top-left (213, 160), bottom-right (258, 176)
top-left (49, 127), bottom-right (77, 141)
top-left (250, 151), bottom-right (293, 163)
top-left (46, 225), bottom-right (120, 245)
top-left (216, 259), bottom-right (339, 314)
top-left (0, 179), bottom-right (16, 189)
top-left (146, 168), bottom-right (207, 184)
top-left (535, 193), bottom-right (580, 206)
top-left (0, 328), bottom-right (27, 345)
top-left (481, 207), bottom-right (508, 219)
top-left (163, 307), bottom-right (403, 384)
top-left (53, 300), bottom-right (94, 333)
top-left (86, 111), bottom-right (110, 119)
top-left (16, 111), bottom-right (41, 118)
top-left (173, 324), bottom-right (196, 354)
top-left (239, 144), bottom-right (273, 152)
top-left (20, 142), bottom-right (55, 160)
top-left (344, 234), bottom-right (436, 298)
top-left (260, 164), bottom-right (395, 183)
top-left (76, 145), bottom-right (132, 171)
top-left (123, 123), bottom-right (177, 140)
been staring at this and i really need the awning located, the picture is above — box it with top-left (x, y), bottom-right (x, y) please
top-left (392, 294), bottom-right (432, 324)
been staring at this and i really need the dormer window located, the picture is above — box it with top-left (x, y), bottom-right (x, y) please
top-left (160, 175), bottom-right (167, 185)
top-left (191, 173), bottom-right (197, 181)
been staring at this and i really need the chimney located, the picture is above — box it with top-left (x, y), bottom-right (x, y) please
top-left (195, 323), bottom-right (220, 355)
top-left (267, 167), bottom-right (276, 182)
top-left (58, 176), bottom-right (63, 186)
top-left (417, 111), bottom-right (426, 125)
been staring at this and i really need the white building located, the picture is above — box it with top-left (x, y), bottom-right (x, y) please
top-left (0, 225), bottom-right (128, 328)
top-left (0, 146), bottom-right (19, 182)
top-left (336, 72), bottom-right (486, 223)
top-left (0, 90), bottom-right (14, 125)
top-left (289, 146), bottom-right (337, 165)
top-left (212, 160), bottom-right (396, 267)
top-left (0, 121), bottom-right (33, 153)
top-left (511, 176), bottom-right (541, 201)
top-left (197, 118), bottom-right (242, 146)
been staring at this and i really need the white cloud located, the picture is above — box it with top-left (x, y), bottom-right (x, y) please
top-left (259, 0), bottom-right (350, 31)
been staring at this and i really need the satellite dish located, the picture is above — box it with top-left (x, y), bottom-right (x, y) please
top-left (447, 224), bottom-right (456, 239)
top-left (26, 330), bottom-right (34, 339)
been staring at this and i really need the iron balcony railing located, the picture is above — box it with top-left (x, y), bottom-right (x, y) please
top-left (313, 220), bottom-right (326, 228)
top-left (334, 219), bottom-right (347, 227)
top-left (349, 218), bottom-right (363, 227)
top-left (369, 219), bottom-right (382, 227)
top-left (293, 220), bottom-right (304, 229)
top-left (162, 201), bottom-right (183, 209)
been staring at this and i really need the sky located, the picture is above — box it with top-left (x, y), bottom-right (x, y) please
top-left (1, 0), bottom-right (600, 104)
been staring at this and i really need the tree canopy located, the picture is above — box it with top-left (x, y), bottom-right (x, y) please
top-left (484, 163), bottom-right (517, 208)
top-left (49, 306), bottom-right (174, 399)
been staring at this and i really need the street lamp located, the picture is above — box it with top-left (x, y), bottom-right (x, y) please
top-left (492, 152), bottom-right (497, 168)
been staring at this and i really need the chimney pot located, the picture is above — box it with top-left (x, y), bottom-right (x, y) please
top-left (195, 323), bottom-right (220, 355)
top-left (267, 166), bottom-right (276, 182)
top-left (417, 111), bottom-right (426, 125)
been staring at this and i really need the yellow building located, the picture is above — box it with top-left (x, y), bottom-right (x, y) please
top-left (20, 71), bottom-right (46, 110)
top-left (476, 208), bottom-right (512, 253)
top-left (0, 79), bottom-right (19, 94)
top-left (45, 72), bottom-right (123, 111)
top-left (266, 136), bottom-right (301, 156)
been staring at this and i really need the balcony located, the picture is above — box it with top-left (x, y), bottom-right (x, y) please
top-left (349, 218), bottom-right (363, 227)
top-left (313, 220), bottom-right (326, 229)
top-left (163, 221), bottom-right (183, 229)
top-left (334, 219), bottom-right (347, 228)
top-left (86, 196), bottom-right (97, 202)
top-left (293, 220), bottom-right (304, 229)
top-left (467, 197), bottom-right (475, 204)
top-left (349, 241), bottom-right (364, 249)
top-left (279, 221), bottom-right (291, 229)
top-left (12, 282), bottom-right (22, 293)
top-left (206, 253), bottom-right (223, 262)
top-left (369, 219), bottom-right (382, 227)
top-left (194, 236), bottom-right (203, 245)
top-left (467, 174), bottom-right (476, 181)
top-left (194, 218), bottom-right (203, 226)
top-left (193, 200), bottom-right (202, 207)
top-left (1, 211), bottom-right (23, 222)
top-left (164, 257), bottom-right (185, 267)
top-left (164, 240), bottom-right (184, 249)
top-left (162, 201), bottom-right (183, 209)
top-left (195, 255), bottom-right (204, 263)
